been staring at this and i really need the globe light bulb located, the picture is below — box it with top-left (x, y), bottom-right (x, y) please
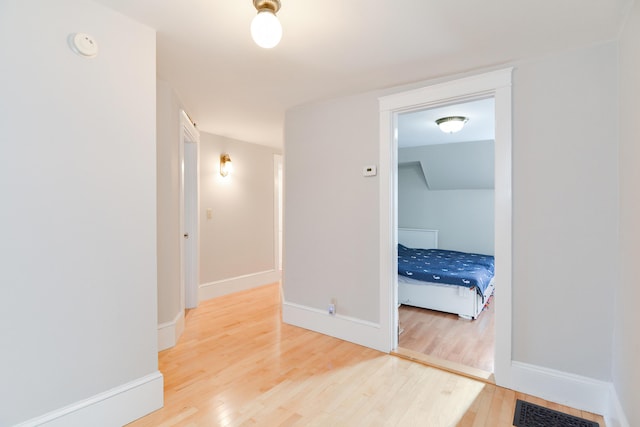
top-left (251, 10), bottom-right (282, 48)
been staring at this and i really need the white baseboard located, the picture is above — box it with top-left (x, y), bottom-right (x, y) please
top-left (16, 371), bottom-right (163, 427)
top-left (605, 384), bottom-right (630, 427)
top-left (157, 309), bottom-right (185, 351)
top-left (510, 361), bottom-right (611, 416)
top-left (282, 301), bottom-right (387, 352)
top-left (510, 363), bottom-right (630, 425)
top-left (199, 270), bottom-right (281, 301)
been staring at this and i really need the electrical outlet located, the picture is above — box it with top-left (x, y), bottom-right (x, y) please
top-left (328, 303), bottom-right (336, 315)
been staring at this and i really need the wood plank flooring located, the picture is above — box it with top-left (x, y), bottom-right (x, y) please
top-left (128, 283), bottom-right (604, 427)
top-left (398, 297), bottom-right (495, 373)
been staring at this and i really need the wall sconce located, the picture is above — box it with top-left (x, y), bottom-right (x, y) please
top-left (435, 116), bottom-right (469, 133)
top-left (220, 154), bottom-right (233, 177)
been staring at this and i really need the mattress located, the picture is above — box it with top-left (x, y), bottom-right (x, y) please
top-left (398, 244), bottom-right (494, 295)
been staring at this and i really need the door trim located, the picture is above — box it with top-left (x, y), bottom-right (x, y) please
top-left (274, 154), bottom-right (283, 273)
top-left (378, 68), bottom-right (513, 388)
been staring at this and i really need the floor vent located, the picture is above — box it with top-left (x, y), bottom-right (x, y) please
top-left (512, 399), bottom-right (599, 427)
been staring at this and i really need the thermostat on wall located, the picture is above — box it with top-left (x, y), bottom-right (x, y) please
top-left (69, 33), bottom-right (98, 58)
top-left (363, 165), bottom-right (377, 177)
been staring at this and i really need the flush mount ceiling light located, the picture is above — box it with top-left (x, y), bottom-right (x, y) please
top-left (251, 0), bottom-right (282, 49)
top-left (435, 116), bottom-right (469, 133)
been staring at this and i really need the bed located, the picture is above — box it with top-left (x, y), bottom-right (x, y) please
top-left (397, 228), bottom-right (495, 320)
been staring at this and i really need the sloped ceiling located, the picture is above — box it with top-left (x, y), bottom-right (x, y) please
top-left (94, 0), bottom-right (632, 148)
top-left (399, 141), bottom-right (494, 190)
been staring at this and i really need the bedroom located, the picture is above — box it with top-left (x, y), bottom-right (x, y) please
top-left (396, 98), bottom-right (497, 377)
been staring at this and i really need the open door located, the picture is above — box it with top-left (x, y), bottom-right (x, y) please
top-left (180, 110), bottom-right (200, 309)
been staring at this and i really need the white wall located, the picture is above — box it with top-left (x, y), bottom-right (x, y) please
top-left (284, 41), bottom-right (617, 382)
top-left (199, 133), bottom-right (281, 294)
top-left (398, 142), bottom-right (495, 255)
top-left (614, 1), bottom-right (640, 424)
top-left (398, 183), bottom-right (495, 255)
top-left (285, 94), bottom-right (381, 322)
top-left (156, 80), bottom-right (184, 324)
top-left (511, 43), bottom-right (618, 380)
top-left (0, 1), bottom-right (161, 425)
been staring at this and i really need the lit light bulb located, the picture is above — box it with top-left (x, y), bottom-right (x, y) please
top-left (251, 10), bottom-right (282, 48)
top-left (439, 120), bottom-right (464, 133)
top-left (220, 154), bottom-right (233, 177)
top-left (436, 117), bottom-right (468, 133)
top-left (223, 159), bottom-right (233, 175)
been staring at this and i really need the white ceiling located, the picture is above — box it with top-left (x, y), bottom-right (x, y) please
top-left (398, 98), bottom-right (495, 147)
top-left (94, 0), bottom-right (631, 149)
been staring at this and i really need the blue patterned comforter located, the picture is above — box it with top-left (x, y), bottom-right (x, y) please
top-left (398, 244), bottom-right (495, 295)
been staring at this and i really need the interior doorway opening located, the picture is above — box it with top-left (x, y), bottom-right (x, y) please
top-left (379, 68), bottom-right (513, 388)
top-left (395, 98), bottom-right (496, 378)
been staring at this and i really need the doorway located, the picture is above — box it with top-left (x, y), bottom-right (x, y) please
top-left (395, 98), bottom-right (496, 376)
top-left (378, 69), bottom-right (513, 387)
top-left (180, 110), bottom-right (200, 310)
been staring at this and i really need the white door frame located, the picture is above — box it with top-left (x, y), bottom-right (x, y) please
top-left (378, 68), bottom-right (513, 388)
top-left (180, 110), bottom-right (200, 309)
top-left (273, 154), bottom-right (283, 273)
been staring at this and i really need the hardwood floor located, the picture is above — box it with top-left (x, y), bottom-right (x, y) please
top-left (128, 283), bottom-right (604, 427)
top-left (398, 297), bottom-right (495, 373)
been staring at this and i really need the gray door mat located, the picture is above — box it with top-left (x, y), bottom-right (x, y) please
top-left (513, 399), bottom-right (599, 427)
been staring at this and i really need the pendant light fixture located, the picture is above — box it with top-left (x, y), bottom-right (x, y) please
top-left (435, 116), bottom-right (469, 133)
top-left (251, 0), bottom-right (282, 49)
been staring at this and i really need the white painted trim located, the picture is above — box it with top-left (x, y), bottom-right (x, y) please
top-left (379, 68), bottom-right (513, 388)
top-left (273, 154), bottom-right (283, 273)
top-left (16, 372), bottom-right (163, 427)
top-left (492, 79), bottom-right (513, 388)
top-left (379, 69), bottom-right (513, 112)
top-left (199, 270), bottom-right (281, 301)
top-left (378, 99), bottom-right (398, 351)
top-left (282, 301), bottom-right (387, 352)
top-left (157, 309), bottom-right (185, 351)
top-left (605, 384), bottom-right (630, 427)
top-left (510, 361), bottom-right (612, 418)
